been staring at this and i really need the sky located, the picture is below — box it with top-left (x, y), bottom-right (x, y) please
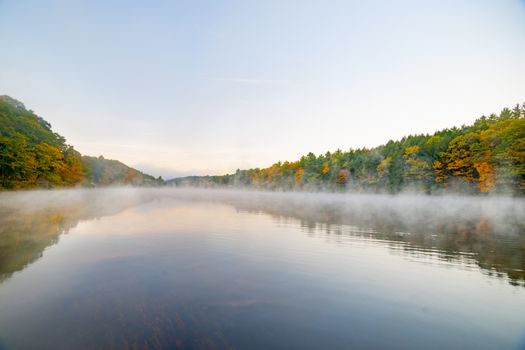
top-left (1, 0), bottom-right (524, 178)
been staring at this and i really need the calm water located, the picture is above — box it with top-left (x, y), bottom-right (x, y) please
top-left (0, 188), bottom-right (524, 350)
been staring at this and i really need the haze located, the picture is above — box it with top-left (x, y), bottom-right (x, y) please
top-left (1, 0), bottom-right (524, 178)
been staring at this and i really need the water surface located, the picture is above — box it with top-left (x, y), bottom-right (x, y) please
top-left (0, 188), bottom-right (524, 349)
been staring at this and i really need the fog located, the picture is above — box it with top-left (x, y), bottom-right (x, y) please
top-left (2, 187), bottom-right (524, 235)
top-left (1, 187), bottom-right (524, 287)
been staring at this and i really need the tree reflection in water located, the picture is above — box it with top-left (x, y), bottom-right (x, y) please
top-left (0, 188), bottom-right (523, 287)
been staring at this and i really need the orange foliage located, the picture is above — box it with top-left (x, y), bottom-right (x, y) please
top-left (295, 168), bottom-right (304, 184)
top-left (474, 161), bottom-right (495, 193)
top-left (336, 169), bottom-right (349, 184)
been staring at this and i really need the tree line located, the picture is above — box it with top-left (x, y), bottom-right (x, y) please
top-left (2, 94), bottom-right (524, 194)
top-left (0, 96), bottom-right (162, 189)
top-left (173, 104), bottom-right (525, 195)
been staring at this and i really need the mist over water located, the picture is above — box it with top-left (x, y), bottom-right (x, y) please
top-left (3, 187), bottom-right (523, 230)
top-left (0, 188), bottom-right (524, 349)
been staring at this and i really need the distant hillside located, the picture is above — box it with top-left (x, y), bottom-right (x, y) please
top-left (0, 95), bottom-right (160, 189)
top-left (82, 156), bottom-right (162, 187)
top-left (171, 104), bottom-right (525, 195)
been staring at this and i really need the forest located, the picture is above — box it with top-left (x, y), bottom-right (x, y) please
top-left (2, 94), bottom-right (524, 194)
top-left (172, 104), bottom-right (525, 195)
top-left (0, 95), bottom-right (161, 189)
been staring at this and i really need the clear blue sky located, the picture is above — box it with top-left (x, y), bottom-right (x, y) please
top-left (1, 0), bottom-right (524, 178)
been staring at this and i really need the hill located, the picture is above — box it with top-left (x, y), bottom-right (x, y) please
top-left (0, 95), bottom-right (160, 189)
top-left (0, 95), bottom-right (83, 189)
top-left (171, 104), bottom-right (525, 195)
top-left (82, 156), bottom-right (161, 187)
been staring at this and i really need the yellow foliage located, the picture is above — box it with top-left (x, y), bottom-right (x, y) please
top-left (404, 145), bottom-right (419, 156)
top-left (377, 157), bottom-right (392, 178)
top-left (321, 162), bottom-right (330, 174)
top-left (433, 160), bottom-right (447, 184)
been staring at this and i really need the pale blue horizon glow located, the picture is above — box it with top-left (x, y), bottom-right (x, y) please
top-left (1, 0), bottom-right (524, 178)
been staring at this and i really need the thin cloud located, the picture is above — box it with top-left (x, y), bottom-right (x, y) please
top-left (210, 78), bottom-right (293, 85)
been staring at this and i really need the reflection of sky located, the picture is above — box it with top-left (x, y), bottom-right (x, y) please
top-left (1, 1), bottom-right (525, 177)
top-left (0, 197), bottom-right (523, 349)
